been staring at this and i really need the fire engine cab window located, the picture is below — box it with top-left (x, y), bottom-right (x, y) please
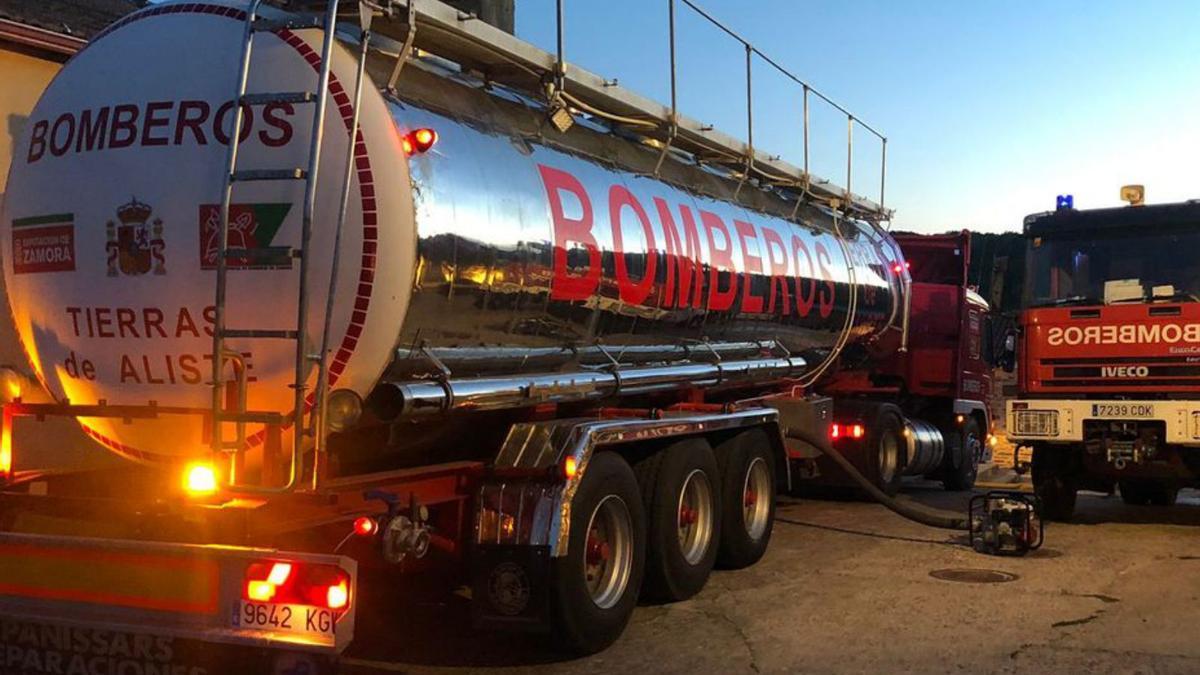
top-left (1028, 228), bottom-right (1200, 305)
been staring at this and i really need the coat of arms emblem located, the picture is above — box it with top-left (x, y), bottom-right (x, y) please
top-left (106, 197), bottom-right (165, 277)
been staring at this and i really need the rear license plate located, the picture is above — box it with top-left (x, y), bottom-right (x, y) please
top-left (233, 601), bottom-right (338, 639)
top-left (1091, 403), bottom-right (1154, 418)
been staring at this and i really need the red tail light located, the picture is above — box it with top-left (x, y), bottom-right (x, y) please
top-left (830, 423), bottom-right (866, 441)
top-left (413, 128), bottom-right (437, 150)
top-left (243, 560), bottom-right (352, 612)
top-left (352, 516), bottom-right (378, 537)
top-left (404, 128), bottom-right (438, 155)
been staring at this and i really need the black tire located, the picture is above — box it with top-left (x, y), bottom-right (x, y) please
top-left (942, 416), bottom-right (983, 491)
top-left (551, 451), bottom-right (646, 655)
top-left (1123, 479), bottom-right (1179, 506)
top-left (1032, 445), bottom-right (1077, 521)
top-left (1118, 479), bottom-right (1151, 506)
top-left (1150, 482), bottom-right (1179, 506)
top-left (867, 410), bottom-right (905, 497)
top-left (714, 429), bottom-right (777, 569)
top-left (634, 438), bottom-right (721, 602)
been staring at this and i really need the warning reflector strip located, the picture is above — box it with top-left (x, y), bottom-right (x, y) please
top-left (0, 543), bottom-right (219, 614)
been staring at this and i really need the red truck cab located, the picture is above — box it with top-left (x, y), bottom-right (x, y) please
top-left (807, 231), bottom-right (993, 494)
top-left (1007, 199), bottom-right (1200, 519)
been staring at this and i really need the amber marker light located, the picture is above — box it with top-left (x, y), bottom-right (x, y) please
top-left (326, 581), bottom-right (349, 610)
top-left (183, 462), bottom-right (218, 496)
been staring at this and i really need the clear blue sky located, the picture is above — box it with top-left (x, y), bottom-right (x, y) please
top-left (514, 1), bottom-right (1200, 233)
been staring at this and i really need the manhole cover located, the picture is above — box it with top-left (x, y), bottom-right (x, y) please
top-left (929, 568), bottom-right (1019, 584)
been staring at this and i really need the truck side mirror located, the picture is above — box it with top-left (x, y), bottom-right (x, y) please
top-left (999, 331), bottom-right (1017, 373)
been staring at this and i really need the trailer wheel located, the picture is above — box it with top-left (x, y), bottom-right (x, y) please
top-left (868, 411), bottom-right (905, 497)
top-left (635, 438), bottom-right (721, 602)
top-left (941, 416), bottom-right (982, 491)
top-left (552, 451), bottom-right (645, 655)
top-left (715, 429), bottom-right (776, 569)
top-left (1032, 445), bottom-right (1077, 521)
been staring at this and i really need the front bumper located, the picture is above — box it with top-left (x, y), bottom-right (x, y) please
top-left (1007, 399), bottom-right (1200, 446)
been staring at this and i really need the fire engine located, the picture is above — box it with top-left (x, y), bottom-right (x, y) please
top-left (1007, 190), bottom-right (1200, 519)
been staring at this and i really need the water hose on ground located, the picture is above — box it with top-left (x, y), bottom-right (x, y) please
top-left (783, 427), bottom-right (969, 530)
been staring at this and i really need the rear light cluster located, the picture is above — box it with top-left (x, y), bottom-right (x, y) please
top-left (243, 561), bottom-right (351, 612)
top-left (830, 423), bottom-right (865, 440)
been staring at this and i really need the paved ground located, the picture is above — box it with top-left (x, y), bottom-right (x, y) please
top-left (343, 483), bottom-right (1200, 675)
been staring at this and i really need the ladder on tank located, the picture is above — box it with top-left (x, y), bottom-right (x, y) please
top-left (209, 0), bottom-right (376, 493)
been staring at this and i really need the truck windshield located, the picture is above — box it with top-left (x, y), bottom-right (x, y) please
top-left (1026, 228), bottom-right (1200, 306)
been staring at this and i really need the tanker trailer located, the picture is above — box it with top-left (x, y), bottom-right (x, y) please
top-left (0, 0), bottom-right (932, 665)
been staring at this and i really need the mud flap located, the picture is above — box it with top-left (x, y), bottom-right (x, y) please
top-left (471, 545), bottom-right (551, 632)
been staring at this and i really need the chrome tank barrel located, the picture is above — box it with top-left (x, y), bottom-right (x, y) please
top-left (380, 99), bottom-right (909, 401)
top-left (0, 0), bottom-right (910, 464)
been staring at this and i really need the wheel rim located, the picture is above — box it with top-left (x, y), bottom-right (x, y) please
top-left (583, 495), bottom-right (634, 609)
top-left (742, 457), bottom-right (771, 541)
top-left (965, 430), bottom-right (982, 477)
top-left (878, 429), bottom-right (900, 483)
top-left (676, 468), bottom-right (715, 566)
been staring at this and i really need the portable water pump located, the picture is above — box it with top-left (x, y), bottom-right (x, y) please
top-left (969, 491), bottom-right (1043, 556)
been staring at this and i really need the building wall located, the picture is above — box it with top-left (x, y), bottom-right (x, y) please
top-left (0, 46), bottom-right (113, 472)
top-left (0, 48), bottom-right (60, 192)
